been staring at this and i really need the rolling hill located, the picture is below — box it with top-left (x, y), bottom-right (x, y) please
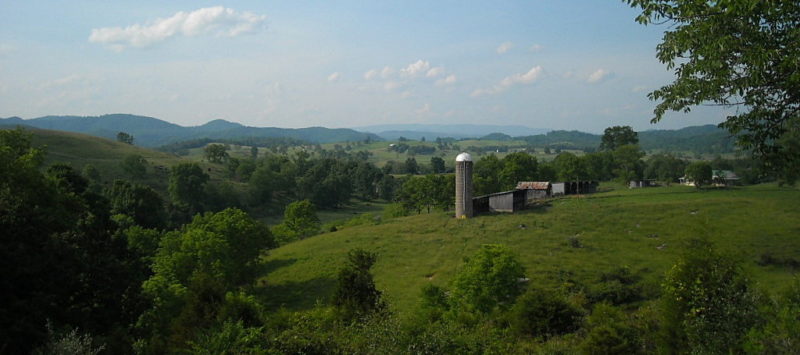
top-left (1, 114), bottom-right (382, 147)
top-left (258, 185), bottom-right (800, 317)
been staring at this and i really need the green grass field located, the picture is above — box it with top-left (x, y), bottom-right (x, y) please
top-left (258, 184), bottom-right (800, 319)
top-left (23, 128), bottom-right (230, 194)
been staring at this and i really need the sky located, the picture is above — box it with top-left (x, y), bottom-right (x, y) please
top-left (0, 1), bottom-right (730, 133)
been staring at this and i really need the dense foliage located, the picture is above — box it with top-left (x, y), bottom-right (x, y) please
top-left (627, 0), bottom-right (800, 182)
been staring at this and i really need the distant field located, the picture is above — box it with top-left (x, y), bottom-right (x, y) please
top-left (259, 184), bottom-right (800, 319)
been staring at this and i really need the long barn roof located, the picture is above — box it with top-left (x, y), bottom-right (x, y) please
top-left (516, 181), bottom-right (551, 190)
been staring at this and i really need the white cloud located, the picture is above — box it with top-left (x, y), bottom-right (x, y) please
top-left (587, 69), bottom-right (611, 83)
top-left (89, 6), bottom-right (266, 50)
top-left (435, 74), bottom-right (457, 86)
top-left (631, 85), bottom-right (647, 93)
top-left (380, 66), bottom-right (394, 79)
top-left (327, 72), bottom-right (340, 82)
top-left (529, 44), bottom-right (543, 52)
top-left (401, 60), bottom-right (430, 77)
top-left (426, 67), bottom-right (444, 78)
top-left (471, 65), bottom-right (542, 97)
top-left (364, 69), bottom-right (378, 80)
top-left (496, 41), bottom-right (514, 54)
top-left (400, 91), bottom-right (412, 99)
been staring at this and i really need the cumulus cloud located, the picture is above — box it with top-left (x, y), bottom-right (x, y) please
top-left (89, 6), bottom-right (266, 50)
top-left (471, 66), bottom-right (542, 97)
top-left (496, 41), bottom-right (514, 54)
top-left (426, 67), bottom-right (444, 78)
top-left (401, 60), bottom-right (430, 77)
top-left (587, 69), bottom-right (611, 83)
top-left (327, 72), bottom-right (341, 82)
top-left (435, 74), bottom-right (457, 86)
top-left (364, 69), bottom-right (378, 80)
top-left (529, 43), bottom-right (543, 52)
top-left (631, 85), bottom-right (647, 93)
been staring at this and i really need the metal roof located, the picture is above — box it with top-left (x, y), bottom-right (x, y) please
top-left (516, 181), bottom-right (551, 190)
top-left (455, 152), bottom-right (472, 162)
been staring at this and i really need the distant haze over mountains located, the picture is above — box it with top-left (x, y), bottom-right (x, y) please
top-left (0, 114), bottom-right (735, 154)
top-left (355, 124), bottom-right (550, 140)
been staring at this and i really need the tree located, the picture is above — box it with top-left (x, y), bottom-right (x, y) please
top-left (116, 131), bottom-right (134, 145)
top-left (685, 161), bottom-right (712, 188)
top-left (333, 249), bottom-right (386, 321)
top-left (554, 152), bottom-right (585, 181)
top-left (121, 154), bottom-right (147, 179)
top-left (169, 163), bottom-right (209, 213)
top-left (500, 152), bottom-right (538, 189)
top-left (645, 153), bottom-right (686, 184)
top-left (404, 157), bottom-right (419, 175)
top-left (204, 144), bottom-right (229, 164)
top-left (138, 208), bottom-right (275, 351)
top-left (282, 200), bottom-right (320, 238)
top-left (449, 244), bottom-right (526, 315)
top-left (430, 156), bottom-right (446, 174)
top-left (612, 145), bottom-right (645, 183)
top-left (105, 180), bottom-right (166, 229)
top-left (600, 126), bottom-right (638, 151)
top-left (250, 146), bottom-right (258, 160)
top-left (626, 1), bottom-right (800, 180)
top-left (1, 129), bottom-right (143, 353)
top-left (661, 238), bottom-right (758, 353)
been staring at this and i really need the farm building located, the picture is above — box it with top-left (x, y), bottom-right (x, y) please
top-left (473, 190), bottom-right (526, 213)
top-left (552, 181), bottom-right (597, 196)
top-left (516, 181), bottom-right (551, 203)
top-left (713, 170), bottom-right (740, 186)
top-left (551, 182), bottom-right (566, 196)
top-left (629, 180), bottom-right (657, 189)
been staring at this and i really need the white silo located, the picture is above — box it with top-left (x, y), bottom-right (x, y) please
top-left (455, 152), bottom-right (473, 218)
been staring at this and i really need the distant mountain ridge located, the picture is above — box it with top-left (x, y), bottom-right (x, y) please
top-left (0, 114), bottom-right (382, 147)
top-left (355, 123), bottom-right (550, 140)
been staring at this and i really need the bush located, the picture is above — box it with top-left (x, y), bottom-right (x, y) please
top-left (744, 277), bottom-right (800, 353)
top-left (332, 249), bottom-right (386, 321)
top-left (588, 267), bottom-right (642, 305)
top-left (580, 303), bottom-right (639, 355)
top-left (510, 288), bottom-right (583, 338)
top-left (449, 244), bottom-right (526, 316)
top-left (660, 238), bottom-right (759, 353)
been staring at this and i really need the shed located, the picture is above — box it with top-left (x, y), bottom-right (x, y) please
top-left (712, 170), bottom-right (740, 186)
top-left (516, 181), bottom-right (551, 202)
top-left (551, 182), bottom-right (566, 196)
top-left (473, 190), bottom-right (526, 213)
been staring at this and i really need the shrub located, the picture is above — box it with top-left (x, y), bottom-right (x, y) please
top-left (449, 244), bottom-right (526, 316)
top-left (333, 249), bottom-right (386, 321)
top-left (589, 267), bottom-right (642, 305)
top-left (580, 303), bottom-right (639, 355)
top-left (510, 288), bottom-right (583, 338)
top-left (660, 238), bottom-right (759, 353)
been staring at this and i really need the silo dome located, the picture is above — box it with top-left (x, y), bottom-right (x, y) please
top-left (456, 152), bottom-right (472, 162)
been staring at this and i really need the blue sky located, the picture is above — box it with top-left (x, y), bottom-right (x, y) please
top-left (0, 1), bottom-right (729, 133)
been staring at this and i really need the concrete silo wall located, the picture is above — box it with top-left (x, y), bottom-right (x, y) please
top-left (455, 161), bottom-right (473, 218)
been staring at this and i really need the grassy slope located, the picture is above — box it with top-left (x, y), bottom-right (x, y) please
top-left (259, 184), bottom-right (800, 318)
top-left (24, 128), bottom-right (228, 194)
